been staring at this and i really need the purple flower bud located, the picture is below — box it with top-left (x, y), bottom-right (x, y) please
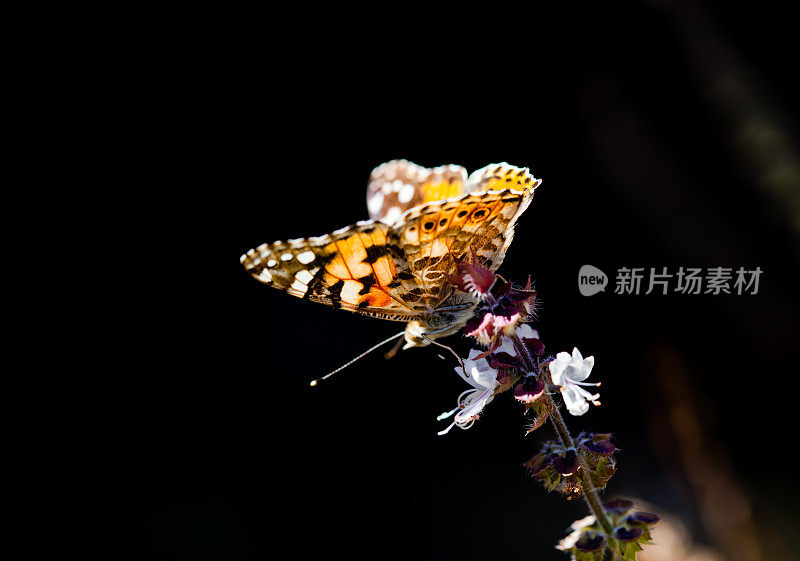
top-left (553, 449), bottom-right (581, 476)
top-left (582, 439), bottom-right (616, 456)
top-left (613, 526), bottom-right (643, 542)
top-left (514, 376), bottom-right (545, 403)
top-left (603, 499), bottom-right (634, 515)
top-left (575, 533), bottom-right (606, 552)
top-left (488, 351), bottom-right (521, 369)
top-left (493, 307), bottom-right (521, 325)
top-left (628, 512), bottom-right (660, 525)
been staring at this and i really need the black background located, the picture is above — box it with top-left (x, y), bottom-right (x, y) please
top-left (118, 3), bottom-right (800, 560)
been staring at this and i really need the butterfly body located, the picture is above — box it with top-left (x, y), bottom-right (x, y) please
top-left (241, 161), bottom-right (541, 348)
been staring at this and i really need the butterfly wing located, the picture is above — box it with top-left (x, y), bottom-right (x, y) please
top-left (241, 162), bottom-right (541, 329)
top-left (366, 160), bottom-right (469, 224)
top-left (387, 163), bottom-right (541, 307)
top-left (240, 220), bottom-right (421, 321)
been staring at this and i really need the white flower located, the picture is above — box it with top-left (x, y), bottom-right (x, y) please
top-left (495, 324), bottom-right (540, 356)
top-left (515, 324), bottom-right (539, 340)
top-left (437, 349), bottom-right (499, 435)
top-left (556, 515), bottom-right (597, 551)
top-left (549, 347), bottom-right (601, 416)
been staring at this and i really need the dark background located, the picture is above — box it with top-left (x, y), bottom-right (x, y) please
top-left (120, 3), bottom-right (800, 560)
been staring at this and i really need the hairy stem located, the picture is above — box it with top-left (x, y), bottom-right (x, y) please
top-left (509, 331), bottom-right (614, 535)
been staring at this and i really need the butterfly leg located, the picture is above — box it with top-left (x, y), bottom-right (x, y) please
top-left (383, 335), bottom-right (405, 360)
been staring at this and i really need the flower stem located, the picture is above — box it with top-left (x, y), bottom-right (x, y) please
top-left (508, 332), bottom-right (614, 536)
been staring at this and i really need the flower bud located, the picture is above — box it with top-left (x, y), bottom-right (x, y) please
top-left (513, 376), bottom-right (545, 403)
top-left (613, 526), bottom-right (643, 542)
top-left (575, 533), bottom-right (606, 552)
top-left (556, 516), bottom-right (606, 560)
top-left (553, 449), bottom-right (581, 476)
top-left (628, 512), bottom-right (659, 525)
top-left (603, 499), bottom-right (634, 516)
top-left (524, 337), bottom-right (545, 357)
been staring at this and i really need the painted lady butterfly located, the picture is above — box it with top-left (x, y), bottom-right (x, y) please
top-left (240, 160), bottom-right (541, 348)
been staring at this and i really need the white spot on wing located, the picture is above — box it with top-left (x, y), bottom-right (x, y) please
top-left (267, 259), bottom-right (278, 267)
top-left (295, 269), bottom-right (314, 284)
top-left (383, 206), bottom-right (402, 224)
top-left (341, 280), bottom-right (363, 302)
top-left (297, 250), bottom-right (315, 264)
top-left (290, 279), bottom-right (308, 293)
top-left (281, 253), bottom-right (293, 261)
top-left (398, 183), bottom-right (414, 203)
top-left (368, 192), bottom-right (384, 215)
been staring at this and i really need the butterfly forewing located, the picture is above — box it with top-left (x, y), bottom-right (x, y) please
top-left (389, 163), bottom-right (540, 305)
top-left (240, 221), bottom-right (419, 321)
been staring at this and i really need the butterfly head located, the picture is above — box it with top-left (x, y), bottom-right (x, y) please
top-left (402, 294), bottom-right (479, 349)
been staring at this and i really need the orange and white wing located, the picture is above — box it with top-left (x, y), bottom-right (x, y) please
top-left (387, 163), bottom-right (542, 307)
top-left (240, 221), bottom-right (422, 321)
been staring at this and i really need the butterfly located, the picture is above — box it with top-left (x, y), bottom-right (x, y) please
top-left (240, 160), bottom-right (541, 349)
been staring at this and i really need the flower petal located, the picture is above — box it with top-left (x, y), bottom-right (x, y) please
top-left (568, 400), bottom-right (590, 416)
top-left (561, 386), bottom-right (590, 415)
top-left (549, 353), bottom-right (572, 384)
top-left (515, 324), bottom-right (538, 339)
top-left (471, 365), bottom-right (498, 390)
top-left (496, 336), bottom-right (518, 357)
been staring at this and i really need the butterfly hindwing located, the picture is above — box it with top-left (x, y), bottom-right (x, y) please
top-left (367, 160), bottom-right (469, 225)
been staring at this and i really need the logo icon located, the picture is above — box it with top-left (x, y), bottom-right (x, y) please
top-left (579, 265), bottom-right (608, 296)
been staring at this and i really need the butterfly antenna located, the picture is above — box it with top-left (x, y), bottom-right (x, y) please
top-left (310, 331), bottom-right (406, 387)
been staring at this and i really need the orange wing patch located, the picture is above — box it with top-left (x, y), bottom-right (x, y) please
top-left (420, 178), bottom-right (464, 205)
top-left (321, 231), bottom-right (401, 309)
top-left (361, 286), bottom-right (393, 308)
top-left (240, 220), bottom-right (419, 321)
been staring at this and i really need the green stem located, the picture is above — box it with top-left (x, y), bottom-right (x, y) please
top-left (509, 331), bottom-right (614, 536)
